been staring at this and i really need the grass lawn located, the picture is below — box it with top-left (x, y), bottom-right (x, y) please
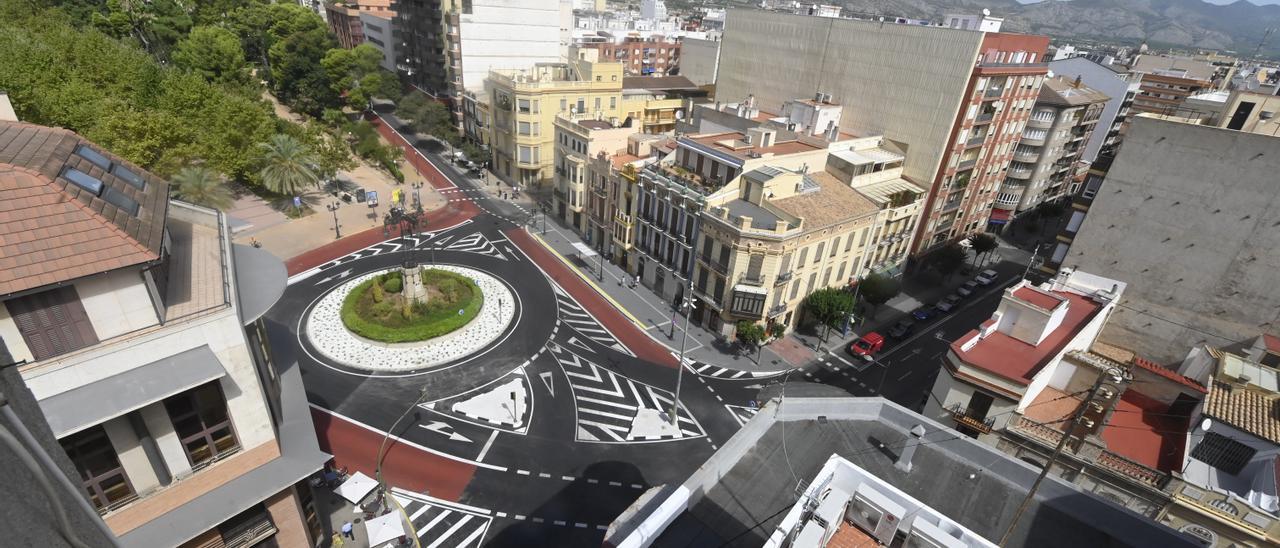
top-left (341, 268), bottom-right (484, 343)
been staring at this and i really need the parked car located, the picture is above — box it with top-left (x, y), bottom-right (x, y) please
top-left (975, 269), bottom-right (1000, 286)
top-left (936, 294), bottom-right (963, 313)
top-left (911, 306), bottom-right (936, 321)
top-left (957, 280), bottom-right (980, 297)
top-left (848, 332), bottom-right (885, 358)
top-left (886, 320), bottom-right (915, 340)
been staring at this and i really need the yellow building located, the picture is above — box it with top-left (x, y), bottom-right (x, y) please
top-left (485, 55), bottom-right (625, 188)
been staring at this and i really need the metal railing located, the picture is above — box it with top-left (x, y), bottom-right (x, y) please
top-left (774, 271), bottom-right (793, 285)
top-left (768, 303), bottom-right (788, 317)
top-left (975, 112), bottom-right (995, 124)
top-left (947, 403), bottom-right (995, 434)
top-left (984, 88), bottom-right (1004, 99)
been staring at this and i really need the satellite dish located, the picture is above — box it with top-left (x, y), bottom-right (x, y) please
top-left (1200, 418), bottom-right (1213, 432)
top-left (1247, 79), bottom-right (1261, 91)
top-left (982, 8), bottom-right (991, 16)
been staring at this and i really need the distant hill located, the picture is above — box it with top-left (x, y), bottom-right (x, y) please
top-left (835, 0), bottom-right (1280, 58)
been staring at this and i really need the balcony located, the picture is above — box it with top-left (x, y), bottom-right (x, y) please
top-left (1013, 149), bottom-right (1040, 163)
top-left (974, 112), bottom-right (995, 125)
top-left (983, 87), bottom-right (1004, 99)
top-left (956, 159), bottom-right (977, 172)
top-left (1007, 167), bottom-right (1032, 180)
top-left (1020, 133), bottom-right (1046, 146)
top-left (947, 403), bottom-right (995, 435)
top-left (964, 135), bottom-right (986, 149)
top-left (941, 198), bottom-right (963, 212)
top-left (774, 271), bottom-right (793, 285)
top-left (701, 256), bottom-right (729, 276)
top-left (768, 303), bottom-right (788, 317)
top-left (1027, 116), bottom-right (1054, 129)
top-left (738, 273), bottom-right (765, 287)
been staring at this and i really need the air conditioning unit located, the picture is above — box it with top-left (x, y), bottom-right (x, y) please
top-left (905, 518), bottom-right (968, 548)
top-left (847, 486), bottom-right (905, 545)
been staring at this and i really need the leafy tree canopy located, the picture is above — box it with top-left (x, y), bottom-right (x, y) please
top-left (173, 26), bottom-right (251, 87)
top-left (805, 287), bottom-right (855, 328)
top-left (858, 273), bottom-right (901, 306)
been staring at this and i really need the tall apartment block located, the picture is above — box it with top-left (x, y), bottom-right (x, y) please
top-left (714, 9), bottom-right (1049, 256)
top-left (1127, 55), bottom-right (1215, 116)
top-left (0, 119), bottom-right (328, 547)
top-left (991, 75), bottom-right (1108, 223)
top-left (1049, 57), bottom-right (1142, 162)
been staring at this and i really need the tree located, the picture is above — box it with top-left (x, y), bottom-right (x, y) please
top-left (266, 7), bottom-right (339, 115)
top-left (858, 273), bottom-right (901, 320)
top-left (735, 321), bottom-right (767, 363)
top-left (173, 26), bottom-right (249, 86)
top-left (322, 44), bottom-right (387, 108)
top-left (970, 233), bottom-right (998, 266)
top-left (804, 287), bottom-right (855, 345)
top-left (257, 134), bottom-right (319, 195)
top-left (932, 243), bottom-right (968, 282)
top-left (172, 166), bottom-right (235, 210)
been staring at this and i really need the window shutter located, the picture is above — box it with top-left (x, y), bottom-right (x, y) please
top-left (6, 286), bottom-right (98, 361)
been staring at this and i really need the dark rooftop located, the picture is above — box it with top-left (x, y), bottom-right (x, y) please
top-left (611, 397), bottom-right (1195, 548)
top-left (622, 75), bottom-right (700, 92)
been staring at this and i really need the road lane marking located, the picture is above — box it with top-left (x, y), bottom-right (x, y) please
top-left (476, 430), bottom-right (499, 462)
top-left (308, 405), bottom-right (507, 471)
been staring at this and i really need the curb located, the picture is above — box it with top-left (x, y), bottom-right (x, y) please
top-left (526, 231), bottom-right (649, 331)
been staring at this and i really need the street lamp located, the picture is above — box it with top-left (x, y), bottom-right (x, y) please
top-left (383, 205), bottom-right (426, 268)
top-left (410, 181), bottom-right (424, 209)
top-left (326, 202), bottom-right (342, 239)
top-left (670, 282), bottom-right (696, 426)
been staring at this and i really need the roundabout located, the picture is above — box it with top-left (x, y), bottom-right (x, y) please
top-left (304, 264), bottom-right (518, 373)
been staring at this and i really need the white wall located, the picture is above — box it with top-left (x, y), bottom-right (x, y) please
top-left (76, 269), bottom-right (160, 341)
top-left (680, 38), bottom-right (720, 86)
top-left (460, 0), bottom-right (564, 91)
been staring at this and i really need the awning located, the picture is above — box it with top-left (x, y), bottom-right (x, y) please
top-left (337, 471), bottom-right (379, 504)
top-left (988, 209), bottom-right (1012, 225)
top-left (571, 242), bottom-right (598, 257)
top-left (364, 512), bottom-right (406, 546)
top-left (233, 243), bottom-right (288, 325)
top-left (41, 345), bottom-right (226, 437)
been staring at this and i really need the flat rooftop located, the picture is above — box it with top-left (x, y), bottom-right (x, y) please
top-left (684, 131), bottom-right (823, 162)
top-left (952, 291), bottom-right (1103, 385)
top-left (623, 397), bottom-right (1195, 548)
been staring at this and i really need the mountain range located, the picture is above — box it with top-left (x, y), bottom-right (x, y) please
top-left (837, 0), bottom-right (1280, 58)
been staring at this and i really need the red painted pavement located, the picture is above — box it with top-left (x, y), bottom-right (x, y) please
top-left (311, 408), bottom-right (475, 502)
top-left (506, 228), bottom-right (678, 369)
top-left (284, 205), bottom-right (473, 275)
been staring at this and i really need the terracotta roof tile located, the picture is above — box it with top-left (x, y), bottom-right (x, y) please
top-left (1205, 381), bottom-right (1280, 444)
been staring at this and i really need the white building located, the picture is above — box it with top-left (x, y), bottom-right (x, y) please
top-left (0, 120), bottom-right (327, 547)
top-left (640, 0), bottom-right (667, 21)
top-left (1048, 57), bottom-right (1142, 162)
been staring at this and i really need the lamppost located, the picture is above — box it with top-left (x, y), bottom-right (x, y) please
top-left (670, 282), bottom-right (696, 426)
top-left (326, 202), bottom-right (342, 239)
top-left (410, 181), bottom-right (424, 209)
top-left (375, 385), bottom-right (430, 528)
top-left (383, 205), bottom-right (425, 268)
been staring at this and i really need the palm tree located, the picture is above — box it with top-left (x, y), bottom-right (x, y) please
top-left (257, 134), bottom-right (319, 196)
top-left (171, 166), bottom-right (235, 210)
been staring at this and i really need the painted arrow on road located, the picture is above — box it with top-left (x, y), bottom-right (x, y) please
top-left (315, 269), bottom-right (353, 285)
top-left (539, 371), bottom-right (555, 397)
top-left (419, 421), bottom-right (472, 443)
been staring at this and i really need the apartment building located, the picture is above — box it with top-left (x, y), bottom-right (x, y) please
top-left (325, 0), bottom-right (393, 49)
top-left (578, 35), bottom-right (681, 76)
top-left (1048, 57), bottom-right (1141, 162)
top-left (359, 11), bottom-right (397, 72)
top-left (619, 76), bottom-right (704, 134)
top-left (1065, 115), bottom-right (1280, 364)
top-left (552, 114), bottom-right (638, 235)
top-left (1128, 55), bottom-right (1215, 116)
top-left (991, 76), bottom-right (1108, 222)
top-left (1220, 90), bottom-right (1280, 136)
top-left (485, 56), bottom-right (625, 188)
top-left (695, 164), bottom-right (879, 334)
top-left (0, 121), bottom-right (327, 547)
top-left (714, 9), bottom-right (1049, 256)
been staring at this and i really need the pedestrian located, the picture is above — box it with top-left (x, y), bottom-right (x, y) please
top-left (331, 532), bottom-right (345, 547)
top-left (341, 521), bottom-right (354, 540)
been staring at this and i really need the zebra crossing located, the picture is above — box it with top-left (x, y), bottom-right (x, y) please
top-left (552, 284), bottom-right (633, 356)
top-left (435, 232), bottom-right (508, 260)
top-left (684, 359), bottom-right (791, 380)
top-left (725, 404), bottom-right (759, 427)
top-left (547, 342), bottom-right (703, 443)
top-left (393, 490), bottom-right (491, 548)
top-left (316, 235), bottom-right (426, 272)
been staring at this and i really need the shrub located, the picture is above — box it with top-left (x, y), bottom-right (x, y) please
top-left (401, 301), bottom-right (412, 319)
top-left (372, 281), bottom-right (385, 303)
top-left (383, 276), bottom-right (403, 293)
top-left (339, 270), bottom-right (484, 343)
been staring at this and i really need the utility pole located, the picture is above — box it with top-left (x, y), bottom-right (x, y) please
top-left (670, 282), bottom-right (695, 426)
top-left (999, 365), bottom-right (1124, 546)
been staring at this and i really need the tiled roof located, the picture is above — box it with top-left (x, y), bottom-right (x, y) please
top-left (1132, 356), bottom-right (1207, 393)
top-left (0, 121), bottom-right (168, 296)
top-left (1263, 333), bottom-right (1280, 353)
top-left (1205, 381), bottom-right (1280, 444)
top-left (951, 291), bottom-right (1103, 385)
top-left (770, 171), bottom-right (878, 229)
top-left (1012, 285), bottom-right (1066, 311)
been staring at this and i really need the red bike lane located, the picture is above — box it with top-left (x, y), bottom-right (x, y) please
top-left (506, 228), bottom-right (678, 369)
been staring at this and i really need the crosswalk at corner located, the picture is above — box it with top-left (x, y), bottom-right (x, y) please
top-left (392, 489), bottom-right (492, 548)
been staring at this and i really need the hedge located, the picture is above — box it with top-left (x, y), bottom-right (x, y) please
top-left (340, 269), bottom-right (484, 343)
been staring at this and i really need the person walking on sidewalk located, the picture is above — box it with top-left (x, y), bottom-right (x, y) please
top-left (341, 521), bottom-right (354, 540)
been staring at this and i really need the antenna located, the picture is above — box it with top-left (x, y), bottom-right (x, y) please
top-left (1254, 28), bottom-right (1274, 59)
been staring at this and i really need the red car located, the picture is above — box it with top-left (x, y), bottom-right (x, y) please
top-left (848, 332), bottom-right (885, 358)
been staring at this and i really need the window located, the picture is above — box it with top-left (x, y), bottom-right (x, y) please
top-left (517, 99), bottom-right (531, 114)
top-left (103, 187), bottom-right (140, 216)
top-left (5, 286), bottom-right (99, 361)
top-left (63, 425), bottom-right (137, 512)
top-left (1191, 432), bottom-right (1256, 475)
top-left (610, 97), bottom-right (617, 110)
top-left (560, 98), bottom-right (567, 111)
top-left (111, 164), bottom-right (145, 190)
top-left (797, 247), bottom-right (808, 266)
top-left (518, 121), bottom-right (532, 135)
top-left (518, 146), bottom-right (538, 164)
top-left (164, 382), bottom-right (239, 469)
top-left (75, 144), bottom-right (111, 170)
top-left (813, 242), bottom-right (824, 262)
top-left (63, 168), bottom-right (104, 195)
top-left (594, 97), bottom-right (602, 111)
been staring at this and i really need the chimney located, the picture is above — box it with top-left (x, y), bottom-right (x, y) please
top-left (895, 424), bottom-right (927, 473)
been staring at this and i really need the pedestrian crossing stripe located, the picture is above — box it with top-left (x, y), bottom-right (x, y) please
top-left (392, 489), bottom-right (491, 548)
top-left (683, 359), bottom-right (791, 380)
top-left (439, 232), bottom-right (507, 260)
top-left (724, 404), bottom-right (759, 427)
top-left (551, 283), bottom-right (635, 357)
top-left (547, 343), bottom-right (703, 443)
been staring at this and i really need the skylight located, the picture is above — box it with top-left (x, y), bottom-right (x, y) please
top-left (102, 187), bottom-right (140, 217)
top-left (74, 145), bottom-right (111, 171)
top-left (111, 164), bottom-right (145, 190)
top-left (63, 168), bottom-right (104, 195)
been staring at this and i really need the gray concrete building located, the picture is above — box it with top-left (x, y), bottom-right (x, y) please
top-left (359, 11), bottom-right (396, 72)
top-left (1065, 114), bottom-right (1280, 364)
top-left (714, 9), bottom-right (1050, 255)
top-left (1048, 57), bottom-right (1142, 162)
top-left (993, 76), bottom-right (1109, 220)
top-left (678, 37), bottom-right (719, 87)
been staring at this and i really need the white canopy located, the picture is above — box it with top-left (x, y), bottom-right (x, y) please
top-left (572, 242), bottom-right (597, 257)
top-left (336, 471), bottom-right (378, 504)
top-left (364, 512), bottom-right (406, 546)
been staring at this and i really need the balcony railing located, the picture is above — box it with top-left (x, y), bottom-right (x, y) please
top-left (774, 271), bottom-right (793, 285)
top-left (1013, 149), bottom-right (1040, 163)
top-left (956, 159), bottom-right (977, 172)
top-left (965, 135), bottom-right (986, 148)
top-left (701, 256), bottom-right (729, 276)
top-left (983, 88), bottom-right (1004, 99)
top-left (1007, 167), bottom-right (1032, 180)
top-left (974, 112), bottom-right (995, 124)
top-left (947, 403), bottom-right (995, 435)
top-left (1027, 117), bottom-right (1054, 129)
top-left (768, 303), bottom-right (788, 317)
